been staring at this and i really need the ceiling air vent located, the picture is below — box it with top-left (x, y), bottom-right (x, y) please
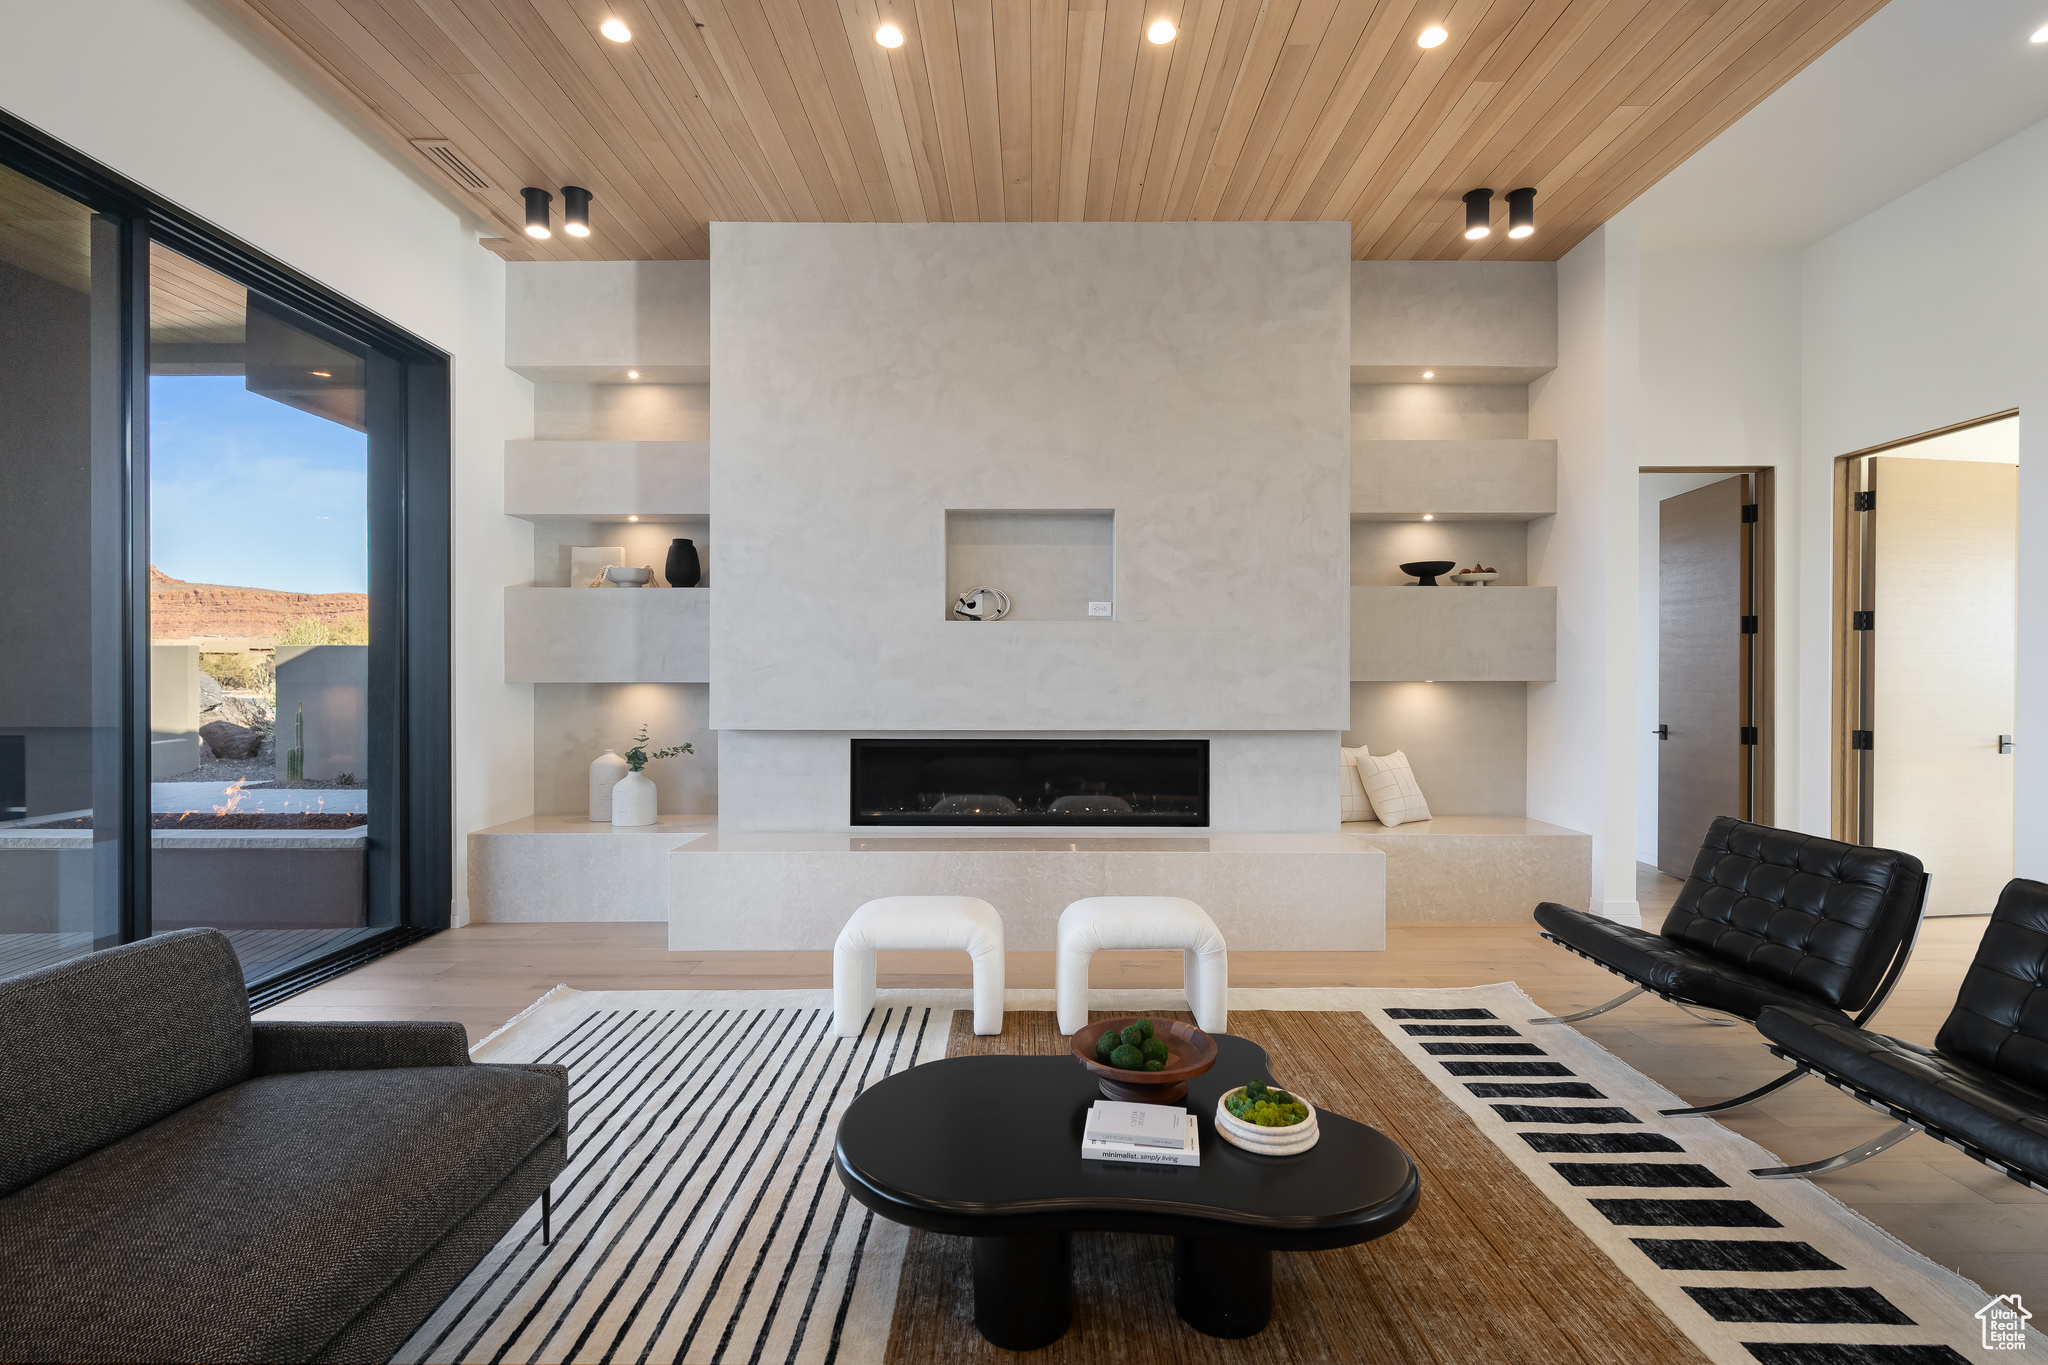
top-left (409, 139), bottom-right (492, 193)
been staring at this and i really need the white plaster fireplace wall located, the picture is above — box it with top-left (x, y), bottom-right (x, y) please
top-left (709, 222), bottom-right (1353, 831)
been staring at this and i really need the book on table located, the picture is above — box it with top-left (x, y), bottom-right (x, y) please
top-left (1082, 1102), bottom-right (1200, 1167)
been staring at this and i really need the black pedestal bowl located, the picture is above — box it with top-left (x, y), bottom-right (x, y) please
top-left (1399, 560), bottom-right (1457, 586)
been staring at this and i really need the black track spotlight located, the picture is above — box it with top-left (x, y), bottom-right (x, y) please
top-left (1462, 187), bottom-right (1493, 240)
top-left (521, 187), bottom-right (553, 240)
top-left (1506, 186), bottom-right (1536, 239)
top-left (561, 185), bottom-right (593, 238)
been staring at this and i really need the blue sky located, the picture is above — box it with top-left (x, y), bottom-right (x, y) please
top-left (150, 375), bottom-right (367, 594)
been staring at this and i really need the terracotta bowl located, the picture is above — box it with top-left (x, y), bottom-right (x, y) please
top-left (1070, 1016), bottom-right (1219, 1103)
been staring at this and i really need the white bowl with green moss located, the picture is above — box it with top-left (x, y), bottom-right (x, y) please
top-left (1214, 1085), bottom-right (1319, 1155)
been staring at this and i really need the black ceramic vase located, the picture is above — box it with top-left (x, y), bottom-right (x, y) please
top-left (664, 538), bottom-right (702, 588)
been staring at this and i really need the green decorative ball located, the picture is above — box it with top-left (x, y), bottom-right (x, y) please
top-left (1134, 1019), bottom-right (1155, 1040)
top-left (1121, 1024), bottom-right (1146, 1048)
top-left (1140, 1037), bottom-right (1169, 1063)
top-left (1145, 1060), bottom-right (1165, 1072)
top-left (1110, 1043), bottom-right (1145, 1071)
top-left (1095, 1030), bottom-right (1119, 1059)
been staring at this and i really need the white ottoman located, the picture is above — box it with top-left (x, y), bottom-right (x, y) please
top-left (1056, 897), bottom-right (1227, 1036)
top-left (834, 896), bottom-right (1006, 1037)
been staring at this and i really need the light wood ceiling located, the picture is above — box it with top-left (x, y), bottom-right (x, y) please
top-left (220, 0), bottom-right (1884, 262)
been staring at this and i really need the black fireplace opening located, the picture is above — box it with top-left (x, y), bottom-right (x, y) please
top-left (850, 739), bottom-right (1208, 826)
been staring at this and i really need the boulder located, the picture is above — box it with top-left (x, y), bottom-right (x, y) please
top-left (199, 720), bottom-right (261, 760)
top-left (219, 695), bottom-right (273, 730)
top-left (198, 672), bottom-right (224, 711)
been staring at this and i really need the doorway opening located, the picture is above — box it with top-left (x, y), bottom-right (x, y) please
top-left (1638, 467), bottom-right (1775, 886)
top-left (1833, 412), bottom-right (2017, 917)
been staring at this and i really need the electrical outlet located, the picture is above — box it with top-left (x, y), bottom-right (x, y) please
top-left (1087, 601), bottom-right (1112, 617)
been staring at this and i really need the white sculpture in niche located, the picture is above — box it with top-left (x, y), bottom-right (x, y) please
top-left (952, 586), bottom-right (1011, 621)
top-left (588, 749), bottom-right (628, 822)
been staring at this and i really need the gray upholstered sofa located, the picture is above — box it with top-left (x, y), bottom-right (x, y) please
top-left (0, 928), bottom-right (567, 1363)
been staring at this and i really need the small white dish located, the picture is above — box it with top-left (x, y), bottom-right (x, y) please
top-left (1215, 1087), bottom-right (1320, 1155)
top-left (1450, 571), bottom-right (1499, 587)
top-left (604, 565), bottom-right (652, 587)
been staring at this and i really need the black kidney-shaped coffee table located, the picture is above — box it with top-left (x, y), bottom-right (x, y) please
top-left (834, 1033), bottom-right (1419, 1350)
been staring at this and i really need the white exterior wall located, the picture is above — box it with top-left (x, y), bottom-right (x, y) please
top-left (0, 0), bottom-right (534, 923)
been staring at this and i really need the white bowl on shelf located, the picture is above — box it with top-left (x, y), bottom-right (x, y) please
top-left (1214, 1087), bottom-right (1320, 1155)
top-left (1450, 571), bottom-right (1499, 587)
top-left (603, 565), bottom-right (652, 587)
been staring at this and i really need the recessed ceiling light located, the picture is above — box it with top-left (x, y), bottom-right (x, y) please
top-left (1148, 19), bottom-right (1175, 43)
top-left (1422, 513), bottom-right (1434, 521)
top-left (309, 370), bottom-right (331, 378)
top-left (1422, 370), bottom-right (1434, 379)
top-left (2033, 23), bottom-right (2048, 41)
top-left (627, 370), bottom-right (640, 379)
top-left (1418, 25), bottom-right (1447, 48)
top-left (600, 18), bottom-right (631, 42)
top-left (627, 515), bottom-right (639, 522)
top-left (876, 23), bottom-right (903, 47)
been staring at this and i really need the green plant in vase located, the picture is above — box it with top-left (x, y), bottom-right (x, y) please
top-left (609, 725), bottom-right (695, 826)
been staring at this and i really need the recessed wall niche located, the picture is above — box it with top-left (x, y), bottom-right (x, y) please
top-left (943, 509), bottom-right (1114, 622)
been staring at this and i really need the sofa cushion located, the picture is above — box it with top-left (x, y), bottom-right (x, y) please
top-left (0, 929), bottom-right (251, 1197)
top-left (0, 1062), bottom-right (566, 1363)
top-left (1535, 902), bottom-right (1852, 1023)
top-left (1758, 1005), bottom-right (2048, 1185)
top-left (1660, 817), bottom-right (1925, 1013)
top-left (1935, 878), bottom-right (2048, 1092)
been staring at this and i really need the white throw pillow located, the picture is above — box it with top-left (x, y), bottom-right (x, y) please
top-left (1358, 749), bottom-right (1432, 828)
top-left (1340, 746), bottom-right (1372, 822)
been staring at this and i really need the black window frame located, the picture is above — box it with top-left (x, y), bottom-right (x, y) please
top-left (0, 108), bottom-right (451, 1006)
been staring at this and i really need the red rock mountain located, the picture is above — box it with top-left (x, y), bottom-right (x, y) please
top-left (148, 566), bottom-right (368, 640)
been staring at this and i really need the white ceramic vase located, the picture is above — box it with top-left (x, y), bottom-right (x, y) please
top-left (588, 749), bottom-right (629, 822)
top-left (610, 769), bottom-right (657, 826)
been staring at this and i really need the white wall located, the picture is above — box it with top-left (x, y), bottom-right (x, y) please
top-left (1799, 119), bottom-right (2048, 877)
top-left (0, 0), bottom-right (534, 923)
top-left (1528, 225), bottom-right (1641, 922)
top-left (709, 221), bottom-right (1352, 734)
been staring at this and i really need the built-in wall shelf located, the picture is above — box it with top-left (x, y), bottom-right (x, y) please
top-left (1349, 262), bottom-right (1556, 383)
top-left (505, 261), bottom-right (709, 383)
top-left (1352, 440), bottom-right (1556, 520)
top-left (505, 587), bottom-right (711, 683)
top-left (1351, 586), bottom-right (1556, 682)
top-left (506, 440), bottom-right (710, 522)
top-left (943, 508), bottom-right (1115, 621)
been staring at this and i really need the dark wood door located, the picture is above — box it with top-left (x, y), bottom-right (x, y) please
top-left (1658, 477), bottom-right (1746, 875)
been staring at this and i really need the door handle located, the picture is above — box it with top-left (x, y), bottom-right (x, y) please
top-left (2000, 734), bottom-right (2015, 755)
top-left (1652, 725), bottom-right (1669, 741)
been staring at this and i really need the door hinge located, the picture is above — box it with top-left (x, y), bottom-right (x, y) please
top-left (1851, 730), bottom-right (1875, 751)
top-left (1740, 615), bottom-right (1759, 634)
top-left (1740, 726), bottom-right (1759, 746)
top-left (1852, 610), bottom-right (1874, 631)
top-left (1853, 490), bottom-right (1876, 511)
top-left (1741, 503), bottom-right (1759, 523)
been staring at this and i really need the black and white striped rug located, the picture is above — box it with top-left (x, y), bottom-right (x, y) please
top-left (1362, 983), bottom-right (2036, 1364)
top-left (400, 984), bottom-right (2036, 1364)
top-left (394, 989), bottom-right (948, 1365)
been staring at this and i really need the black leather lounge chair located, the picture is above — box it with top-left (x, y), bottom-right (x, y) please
top-left (1531, 815), bottom-right (1929, 1117)
top-left (1749, 877), bottom-right (2048, 1186)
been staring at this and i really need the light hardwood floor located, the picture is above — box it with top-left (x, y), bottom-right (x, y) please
top-left (263, 864), bottom-right (2042, 1310)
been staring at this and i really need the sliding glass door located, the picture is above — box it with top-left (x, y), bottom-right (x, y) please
top-left (0, 111), bottom-right (449, 1002)
top-left (0, 161), bottom-right (128, 976)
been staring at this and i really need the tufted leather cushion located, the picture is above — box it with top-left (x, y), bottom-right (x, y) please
top-left (1658, 817), bottom-right (1925, 1012)
top-left (1759, 1004), bottom-right (2048, 1184)
top-left (1936, 879), bottom-right (2048, 1091)
top-left (1534, 903), bottom-right (1853, 1023)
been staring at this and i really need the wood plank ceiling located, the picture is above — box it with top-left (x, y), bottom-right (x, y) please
top-left (219, 0), bottom-right (1886, 262)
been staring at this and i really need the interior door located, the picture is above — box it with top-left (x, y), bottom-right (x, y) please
top-left (1868, 455), bottom-right (2017, 916)
top-left (1657, 476), bottom-right (1747, 875)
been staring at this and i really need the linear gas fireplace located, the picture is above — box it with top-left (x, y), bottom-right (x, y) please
top-left (850, 739), bottom-right (1208, 827)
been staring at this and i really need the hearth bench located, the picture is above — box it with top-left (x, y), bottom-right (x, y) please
top-left (1748, 876), bottom-right (2048, 1188)
top-left (0, 929), bottom-right (567, 1364)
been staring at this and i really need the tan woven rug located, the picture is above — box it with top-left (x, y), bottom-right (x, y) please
top-left (885, 1008), bottom-right (1707, 1365)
